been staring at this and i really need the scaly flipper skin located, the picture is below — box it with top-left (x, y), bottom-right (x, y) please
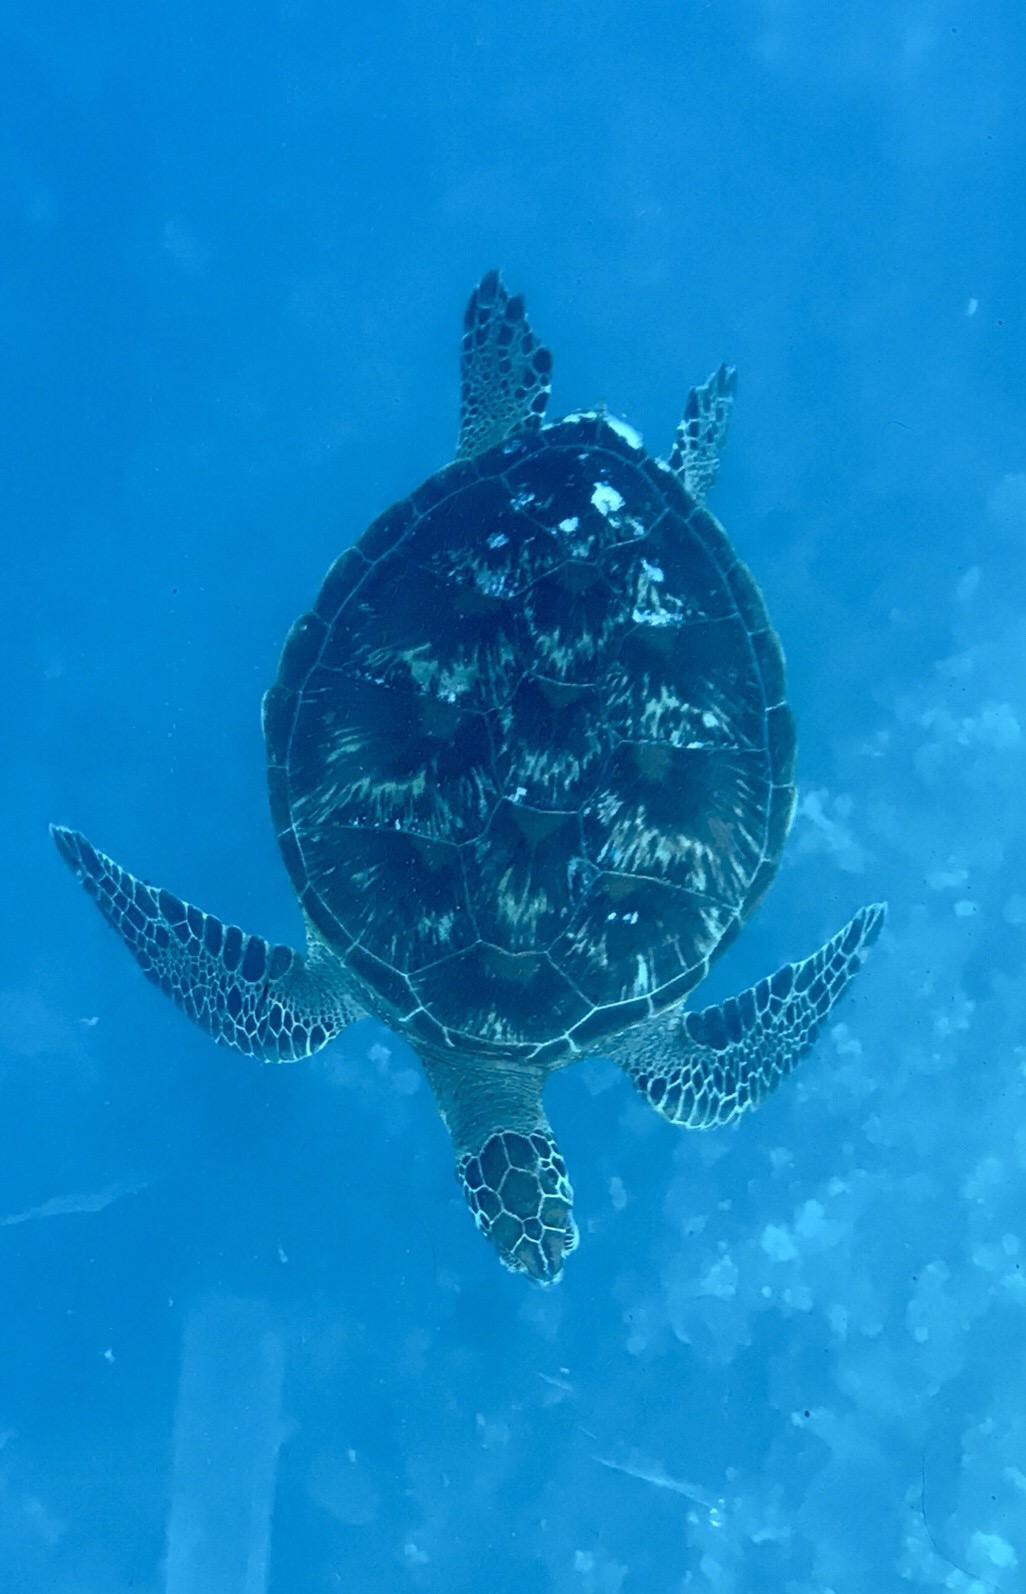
top-left (51, 826), bottom-right (361, 1060)
top-left (668, 362), bottom-right (737, 505)
top-left (612, 903), bottom-right (886, 1127)
top-left (456, 269), bottom-right (553, 460)
top-left (421, 1056), bottom-right (577, 1283)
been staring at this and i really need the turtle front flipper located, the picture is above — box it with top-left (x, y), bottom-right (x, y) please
top-left (611, 903), bottom-right (886, 1128)
top-left (456, 270), bottom-right (552, 460)
top-left (422, 1057), bottom-right (577, 1283)
top-left (51, 826), bottom-right (362, 1060)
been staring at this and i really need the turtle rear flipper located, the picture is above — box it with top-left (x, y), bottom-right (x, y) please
top-left (456, 269), bottom-right (552, 460)
top-left (612, 903), bottom-right (885, 1127)
top-left (668, 362), bottom-right (737, 505)
top-left (423, 1056), bottom-right (577, 1283)
top-left (51, 826), bottom-right (361, 1060)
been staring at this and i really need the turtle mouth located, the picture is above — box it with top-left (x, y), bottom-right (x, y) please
top-left (504, 1208), bottom-right (579, 1285)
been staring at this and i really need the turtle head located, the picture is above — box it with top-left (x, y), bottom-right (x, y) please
top-left (457, 1128), bottom-right (578, 1284)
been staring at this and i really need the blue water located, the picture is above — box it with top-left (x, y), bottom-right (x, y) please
top-left (5, 2), bottom-right (1026, 1589)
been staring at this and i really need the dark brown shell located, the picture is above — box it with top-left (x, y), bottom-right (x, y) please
top-left (263, 415), bottom-right (795, 1064)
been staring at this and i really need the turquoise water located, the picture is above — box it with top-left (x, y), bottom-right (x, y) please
top-left (5, 2), bottom-right (1026, 1589)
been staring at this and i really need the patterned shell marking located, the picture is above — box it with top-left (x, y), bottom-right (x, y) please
top-left (262, 414), bottom-right (796, 1063)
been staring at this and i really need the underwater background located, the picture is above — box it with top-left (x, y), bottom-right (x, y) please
top-left (4, 1), bottom-right (1026, 1589)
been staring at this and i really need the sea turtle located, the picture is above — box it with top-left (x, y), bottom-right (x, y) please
top-left (52, 271), bottom-right (884, 1283)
